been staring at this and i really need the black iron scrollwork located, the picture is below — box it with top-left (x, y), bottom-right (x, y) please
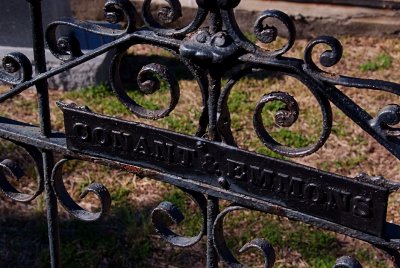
top-left (142, 0), bottom-right (208, 37)
top-left (110, 50), bottom-right (180, 119)
top-left (222, 9), bottom-right (296, 57)
top-left (252, 10), bottom-right (296, 56)
top-left (304, 35), bottom-right (343, 73)
top-left (217, 64), bottom-right (333, 156)
top-left (142, 0), bottom-right (183, 28)
top-left (370, 104), bottom-right (400, 138)
top-left (0, 143), bottom-right (43, 202)
top-left (151, 188), bottom-right (207, 247)
top-left (180, 29), bottom-right (241, 64)
top-left (333, 256), bottom-right (363, 268)
top-left (0, 52), bottom-right (32, 85)
top-left (51, 159), bottom-right (111, 221)
top-left (46, 0), bottom-right (137, 61)
top-left (213, 206), bottom-right (366, 268)
top-left (213, 206), bottom-right (276, 268)
top-left (253, 89), bottom-right (332, 157)
top-left (2, 0), bottom-right (400, 267)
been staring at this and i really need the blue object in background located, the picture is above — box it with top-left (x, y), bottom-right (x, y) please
top-left (72, 21), bottom-right (121, 50)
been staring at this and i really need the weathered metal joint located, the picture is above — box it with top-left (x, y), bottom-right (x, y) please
top-left (1, 0), bottom-right (400, 267)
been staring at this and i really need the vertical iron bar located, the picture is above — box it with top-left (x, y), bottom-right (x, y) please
top-left (28, 0), bottom-right (51, 136)
top-left (207, 70), bottom-right (222, 141)
top-left (42, 150), bottom-right (60, 268)
top-left (206, 69), bottom-right (222, 267)
top-left (209, 10), bottom-right (223, 34)
top-left (206, 195), bottom-right (219, 268)
top-left (28, 1), bottom-right (61, 267)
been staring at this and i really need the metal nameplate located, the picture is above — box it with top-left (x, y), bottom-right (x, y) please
top-left (61, 104), bottom-right (389, 237)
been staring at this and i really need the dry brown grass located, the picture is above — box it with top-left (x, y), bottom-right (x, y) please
top-left (0, 36), bottom-right (400, 267)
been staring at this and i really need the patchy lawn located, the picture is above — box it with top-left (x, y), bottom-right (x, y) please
top-left (1, 35), bottom-right (400, 267)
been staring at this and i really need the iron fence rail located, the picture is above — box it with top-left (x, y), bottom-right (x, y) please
top-left (1, 0), bottom-right (400, 267)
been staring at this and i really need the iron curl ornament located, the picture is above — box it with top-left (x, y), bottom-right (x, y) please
top-left (110, 53), bottom-right (181, 119)
top-left (51, 158), bottom-right (111, 222)
top-left (2, 0), bottom-right (400, 267)
top-left (212, 205), bottom-right (277, 268)
top-left (0, 143), bottom-right (43, 202)
top-left (151, 188), bottom-right (207, 247)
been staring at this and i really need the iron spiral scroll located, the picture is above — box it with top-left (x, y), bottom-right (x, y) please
top-left (1, 0), bottom-right (400, 267)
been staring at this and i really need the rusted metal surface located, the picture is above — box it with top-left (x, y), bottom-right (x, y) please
top-left (1, 0), bottom-right (400, 267)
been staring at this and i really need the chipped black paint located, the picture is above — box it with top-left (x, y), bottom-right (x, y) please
top-left (62, 104), bottom-right (389, 237)
top-left (1, 0), bottom-right (400, 267)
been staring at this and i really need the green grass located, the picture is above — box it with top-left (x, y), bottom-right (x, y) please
top-left (224, 210), bottom-right (340, 266)
top-left (0, 43), bottom-right (389, 267)
top-left (272, 128), bottom-right (313, 148)
top-left (37, 213), bottom-right (153, 268)
top-left (354, 249), bottom-right (387, 268)
top-left (162, 115), bottom-right (197, 134)
top-left (228, 90), bottom-right (252, 113)
top-left (256, 145), bottom-right (288, 159)
top-left (223, 210), bottom-right (386, 267)
top-left (64, 82), bottom-right (170, 116)
top-left (40, 166), bottom-right (154, 267)
top-left (318, 155), bottom-right (367, 172)
top-left (359, 53), bottom-right (393, 72)
top-left (243, 32), bottom-right (258, 44)
top-left (63, 83), bottom-right (198, 135)
top-left (64, 84), bottom-right (130, 116)
top-left (162, 189), bottom-right (204, 237)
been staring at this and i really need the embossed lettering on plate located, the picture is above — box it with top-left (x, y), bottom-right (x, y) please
top-left (61, 103), bottom-right (389, 237)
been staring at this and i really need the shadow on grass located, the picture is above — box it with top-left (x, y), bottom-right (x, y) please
top-left (0, 200), bottom-right (205, 268)
top-left (0, 146), bottom-right (390, 268)
top-left (0, 206), bottom-right (147, 268)
top-left (0, 192), bottom-right (391, 268)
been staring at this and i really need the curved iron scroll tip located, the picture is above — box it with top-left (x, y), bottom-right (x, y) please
top-left (2, 0), bottom-right (400, 267)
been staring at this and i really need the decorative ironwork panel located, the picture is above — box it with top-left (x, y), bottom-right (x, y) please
top-left (1, 0), bottom-right (400, 267)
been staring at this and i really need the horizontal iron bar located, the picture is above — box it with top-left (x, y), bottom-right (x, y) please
top-left (61, 104), bottom-right (390, 236)
top-left (0, 29), bottom-right (180, 104)
top-left (0, 115), bottom-right (399, 249)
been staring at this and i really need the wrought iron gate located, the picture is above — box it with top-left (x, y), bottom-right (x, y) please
top-left (1, 0), bottom-right (400, 267)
